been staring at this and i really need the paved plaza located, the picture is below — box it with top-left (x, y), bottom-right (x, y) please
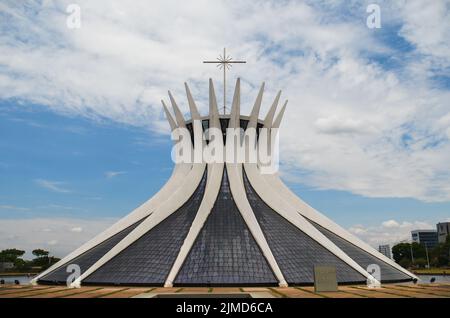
top-left (1, 283), bottom-right (449, 298)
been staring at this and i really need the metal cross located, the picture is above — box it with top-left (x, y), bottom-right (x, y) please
top-left (203, 48), bottom-right (246, 115)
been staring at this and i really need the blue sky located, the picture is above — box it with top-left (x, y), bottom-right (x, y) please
top-left (0, 0), bottom-right (449, 258)
top-left (0, 103), bottom-right (172, 220)
top-left (3, 102), bottom-right (448, 224)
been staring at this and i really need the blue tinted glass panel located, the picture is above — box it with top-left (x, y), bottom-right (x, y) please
top-left (82, 170), bottom-right (207, 286)
top-left (243, 171), bottom-right (366, 285)
top-left (175, 169), bottom-right (277, 286)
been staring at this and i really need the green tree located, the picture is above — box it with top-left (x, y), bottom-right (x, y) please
top-left (392, 243), bottom-right (412, 263)
top-left (0, 249), bottom-right (28, 271)
top-left (32, 249), bottom-right (49, 258)
top-left (0, 248), bottom-right (25, 262)
top-left (414, 258), bottom-right (427, 268)
top-left (411, 242), bottom-right (426, 260)
top-left (31, 249), bottom-right (49, 268)
top-left (30, 249), bottom-right (60, 270)
top-left (392, 242), bottom-right (428, 267)
top-left (431, 236), bottom-right (450, 267)
top-left (13, 258), bottom-right (29, 270)
top-left (398, 258), bottom-right (411, 269)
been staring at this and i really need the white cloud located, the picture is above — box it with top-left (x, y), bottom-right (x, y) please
top-left (70, 227), bottom-right (83, 233)
top-left (104, 171), bottom-right (126, 179)
top-left (382, 219), bottom-right (400, 228)
top-left (315, 116), bottom-right (375, 135)
top-left (399, 0), bottom-right (450, 66)
top-left (348, 225), bottom-right (367, 235)
top-left (1, 1), bottom-right (449, 202)
top-left (47, 239), bottom-right (58, 246)
top-left (38, 204), bottom-right (76, 210)
top-left (349, 219), bottom-right (435, 248)
top-left (34, 179), bottom-right (71, 193)
top-left (0, 217), bottom-right (116, 259)
top-left (0, 205), bottom-right (30, 211)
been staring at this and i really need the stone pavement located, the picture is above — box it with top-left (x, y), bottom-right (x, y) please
top-left (1, 283), bottom-right (449, 298)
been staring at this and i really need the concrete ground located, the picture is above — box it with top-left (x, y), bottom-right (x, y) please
top-left (1, 283), bottom-right (450, 298)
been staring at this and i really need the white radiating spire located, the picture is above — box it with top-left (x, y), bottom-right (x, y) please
top-left (264, 91), bottom-right (281, 128)
top-left (184, 83), bottom-right (201, 120)
top-left (248, 83), bottom-right (265, 129)
top-left (36, 79), bottom-right (418, 289)
top-left (168, 91), bottom-right (186, 128)
top-left (161, 100), bottom-right (177, 131)
top-left (164, 81), bottom-right (224, 288)
top-left (225, 77), bottom-right (287, 287)
top-left (209, 79), bottom-right (221, 129)
top-left (185, 82), bottom-right (204, 151)
top-left (272, 100), bottom-right (288, 129)
top-left (229, 78), bottom-right (241, 129)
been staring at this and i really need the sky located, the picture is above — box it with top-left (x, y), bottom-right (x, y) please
top-left (0, 0), bottom-right (449, 259)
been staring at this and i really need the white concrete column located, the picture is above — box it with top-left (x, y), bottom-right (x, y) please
top-left (32, 101), bottom-right (191, 284)
top-left (226, 79), bottom-right (287, 287)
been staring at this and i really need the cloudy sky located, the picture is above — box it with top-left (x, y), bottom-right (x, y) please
top-left (1, 0), bottom-right (449, 258)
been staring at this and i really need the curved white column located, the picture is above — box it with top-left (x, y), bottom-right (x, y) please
top-left (32, 103), bottom-right (191, 284)
top-left (225, 79), bottom-right (287, 287)
top-left (32, 162), bottom-right (191, 285)
top-left (247, 95), bottom-right (374, 280)
top-left (263, 90), bottom-right (281, 127)
top-left (227, 163), bottom-right (287, 287)
top-left (71, 162), bottom-right (206, 287)
top-left (72, 80), bottom-right (223, 287)
top-left (262, 172), bottom-right (418, 280)
top-left (71, 87), bottom-right (208, 287)
top-left (164, 80), bottom-right (224, 287)
top-left (261, 93), bottom-right (416, 281)
top-left (164, 162), bottom-right (224, 287)
top-left (244, 163), bottom-right (375, 282)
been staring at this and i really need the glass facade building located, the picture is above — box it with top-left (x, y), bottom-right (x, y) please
top-left (411, 230), bottom-right (438, 248)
